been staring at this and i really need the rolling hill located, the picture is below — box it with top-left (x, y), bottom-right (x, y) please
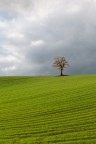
top-left (0, 75), bottom-right (96, 144)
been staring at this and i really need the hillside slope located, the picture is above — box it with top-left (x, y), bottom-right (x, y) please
top-left (0, 75), bottom-right (96, 144)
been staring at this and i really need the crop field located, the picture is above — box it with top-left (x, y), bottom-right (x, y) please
top-left (0, 75), bottom-right (96, 144)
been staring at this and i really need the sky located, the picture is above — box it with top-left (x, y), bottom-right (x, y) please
top-left (0, 0), bottom-right (96, 76)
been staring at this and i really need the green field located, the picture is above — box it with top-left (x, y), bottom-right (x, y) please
top-left (0, 75), bottom-right (96, 144)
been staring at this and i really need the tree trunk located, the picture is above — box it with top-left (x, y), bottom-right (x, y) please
top-left (60, 69), bottom-right (63, 76)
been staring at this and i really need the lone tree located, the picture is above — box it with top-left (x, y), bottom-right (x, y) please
top-left (53, 57), bottom-right (69, 76)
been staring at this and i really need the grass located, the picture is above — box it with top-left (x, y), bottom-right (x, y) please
top-left (0, 75), bottom-right (96, 144)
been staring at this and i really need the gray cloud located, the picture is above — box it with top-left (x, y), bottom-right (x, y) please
top-left (0, 0), bottom-right (96, 75)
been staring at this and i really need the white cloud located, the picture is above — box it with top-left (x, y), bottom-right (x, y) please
top-left (66, 4), bottom-right (82, 13)
top-left (30, 40), bottom-right (46, 46)
top-left (7, 33), bottom-right (24, 39)
top-left (1, 66), bottom-right (16, 72)
top-left (0, 21), bottom-right (7, 29)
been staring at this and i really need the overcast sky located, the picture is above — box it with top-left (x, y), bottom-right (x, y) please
top-left (0, 0), bottom-right (96, 76)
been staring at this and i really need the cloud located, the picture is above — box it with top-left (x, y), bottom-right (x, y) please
top-left (0, 0), bottom-right (96, 75)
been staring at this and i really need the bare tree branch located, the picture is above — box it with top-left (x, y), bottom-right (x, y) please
top-left (53, 57), bottom-right (69, 76)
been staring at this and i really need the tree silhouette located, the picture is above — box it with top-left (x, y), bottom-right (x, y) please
top-left (53, 57), bottom-right (69, 76)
